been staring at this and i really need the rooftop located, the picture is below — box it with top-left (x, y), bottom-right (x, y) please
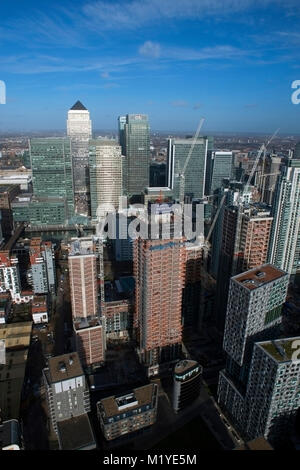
top-left (70, 100), bottom-right (87, 111)
top-left (47, 353), bottom-right (83, 383)
top-left (233, 264), bottom-right (287, 290)
top-left (99, 384), bottom-right (156, 418)
top-left (258, 336), bottom-right (300, 363)
top-left (174, 359), bottom-right (200, 375)
top-left (57, 414), bottom-right (96, 450)
top-left (0, 321), bottom-right (32, 350)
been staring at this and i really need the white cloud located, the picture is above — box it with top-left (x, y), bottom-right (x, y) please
top-left (82, 0), bottom-right (300, 30)
top-left (139, 41), bottom-right (161, 58)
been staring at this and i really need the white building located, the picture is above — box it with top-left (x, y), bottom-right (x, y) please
top-left (89, 139), bottom-right (123, 220)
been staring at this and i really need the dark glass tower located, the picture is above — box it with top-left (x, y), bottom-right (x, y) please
top-left (122, 114), bottom-right (150, 197)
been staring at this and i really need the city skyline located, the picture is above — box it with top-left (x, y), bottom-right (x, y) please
top-left (1, 0), bottom-right (300, 133)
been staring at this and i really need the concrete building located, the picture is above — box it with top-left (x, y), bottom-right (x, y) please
top-left (268, 147), bottom-right (300, 278)
top-left (29, 237), bottom-right (56, 294)
top-left (218, 265), bottom-right (292, 445)
top-left (219, 337), bottom-right (300, 446)
top-left (89, 139), bottom-right (122, 220)
top-left (134, 237), bottom-right (186, 375)
top-left (222, 264), bottom-right (289, 383)
top-left (0, 322), bottom-right (32, 421)
top-left (121, 114), bottom-right (150, 198)
top-left (68, 238), bottom-right (106, 370)
top-left (172, 360), bottom-right (202, 413)
top-left (43, 353), bottom-right (91, 433)
top-left (216, 203), bottom-right (273, 331)
top-left (104, 299), bottom-right (133, 341)
top-left (97, 383), bottom-right (158, 441)
top-left (68, 238), bottom-right (98, 321)
top-left (67, 101), bottom-right (92, 216)
top-left (0, 185), bottom-right (20, 239)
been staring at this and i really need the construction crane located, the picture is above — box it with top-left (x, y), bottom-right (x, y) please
top-left (179, 117), bottom-right (205, 205)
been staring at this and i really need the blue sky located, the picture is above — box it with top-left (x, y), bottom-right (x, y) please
top-left (1, 0), bottom-right (300, 133)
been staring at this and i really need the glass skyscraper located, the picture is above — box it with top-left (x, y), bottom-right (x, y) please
top-left (121, 114), bottom-right (150, 197)
top-left (167, 137), bottom-right (210, 201)
top-left (30, 138), bottom-right (75, 219)
top-left (268, 145), bottom-right (300, 278)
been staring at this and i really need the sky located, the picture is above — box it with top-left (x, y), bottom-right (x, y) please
top-left (1, 0), bottom-right (300, 133)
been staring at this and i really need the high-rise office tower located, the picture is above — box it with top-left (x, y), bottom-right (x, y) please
top-left (89, 139), bottom-right (122, 220)
top-left (218, 265), bottom-right (291, 446)
top-left (42, 352), bottom-right (91, 433)
top-left (67, 101), bottom-right (92, 216)
top-left (216, 203), bottom-right (273, 331)
top-left (68, 238), bottom-right (105, 370)
top-left (29, 237), bottom-right (56, 294)
top-left (121, 114), bottom-right (150, 198)
top-left (30, 138), bottom-right (74, 220)
top-left (134, 237), bottom-right (186, 376)
top-left (259, 154), bottom-right (282, 205)
top-left (206, 151), bottom-right (233, 195)
top-left (167, 136), bottom-right (209, 201)
top-left (118, 115), bottom-right (126, 155)
top-left (268, 146), bottom-right (300, 279)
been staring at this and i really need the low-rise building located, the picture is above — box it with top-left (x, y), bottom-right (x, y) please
top-left (97, 383), bottom-right (158, 441)
top-left (172, 360), bottom-right (202, 413)
top-left (43, 353), bottom-right (91, 433)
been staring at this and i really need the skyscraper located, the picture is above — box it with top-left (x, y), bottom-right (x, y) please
top-left (268, 146), bottom-right (300, 279)
top-left (68, 238), bottom-right (105, 370)
top-left (207, 151), bottom-right (233, 195)
top-left (89, 139), bottom-right (122, 220)
top-left (122, 114), bottom-right (150, 197)
top-left (68, 239), bottom-right (98, 321)
top-left (67, 101), bottom-right (92, 215)
top-left (134, 237), bottom-right (186, 376)
top-left (216, 203), bottom-right (273, 331)
top-left (30, 138), bottom-right (74, 220)
top-left (167, 137), bottom-right (209, 201)
top-left (218, 265), bottom-right (291, 445)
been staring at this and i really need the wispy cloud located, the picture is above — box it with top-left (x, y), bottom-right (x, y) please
top-left (139, 41), bottom-right (161, 58)
top-left (82, 0), bottom-right (300, 30)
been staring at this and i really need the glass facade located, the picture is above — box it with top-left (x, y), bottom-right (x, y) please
top-left (30, 138), bottom-right (74, 219)
top-left (123, 114), bottom-right (150, 196)
top-left (167, 137), bottom-right (209, 200)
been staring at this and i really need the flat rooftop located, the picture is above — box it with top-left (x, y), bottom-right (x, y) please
top-left (174, 359), bottom-right (200, 375)
top-left (0, 350), bottom-right (28, 420)
top-left (99, 384), bottom-right (156, 418)
top-left (258, 336), bottom-right (300, 363)
top-left (233, 264), bottom-right (287, 290)
top-left (47, 353), bottom-right (83, 383)
top-left (0, 321), bottom-right (32, 350)
top-left (57, 414), bottom-right (96, 450)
